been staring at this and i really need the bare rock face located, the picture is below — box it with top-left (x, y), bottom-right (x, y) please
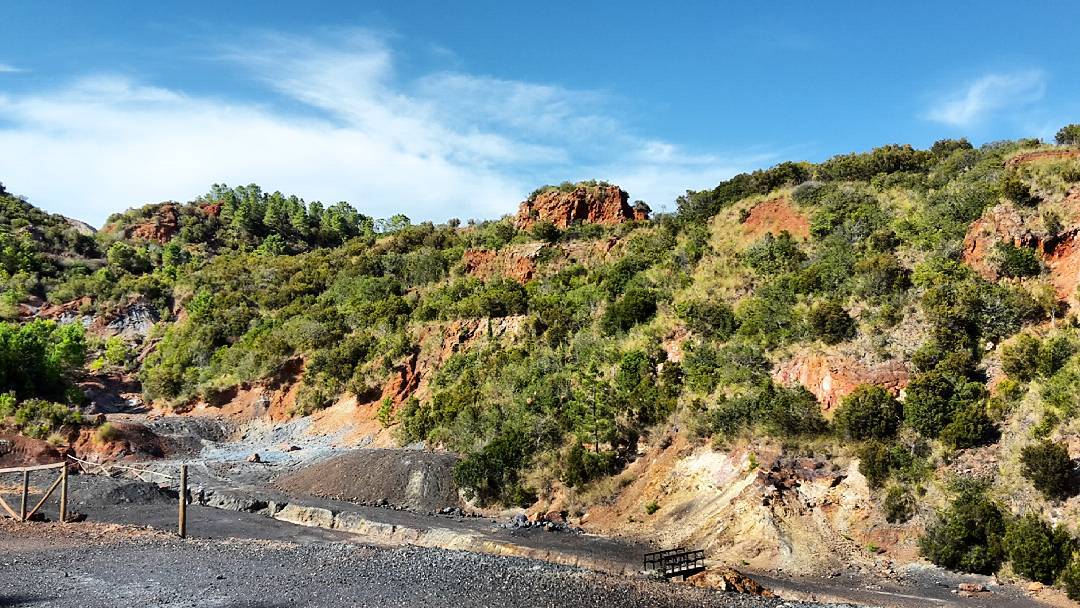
top-left (515, 184), bottom-right (640, 230)
top-left (461, 243), bottom-right (545, 284)
top-left (773, 352), bottom-right (909, 414)
top-left (128, 204), bottom-right (180, 243)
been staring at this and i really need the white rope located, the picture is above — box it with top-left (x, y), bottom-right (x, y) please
top-left (65, 454), bottom-right (175, 481)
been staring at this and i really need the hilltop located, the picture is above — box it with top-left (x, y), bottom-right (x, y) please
top-left (3, 126), bottom-right (1080, 600)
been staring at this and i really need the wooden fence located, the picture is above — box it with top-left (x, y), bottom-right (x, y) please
top-left (0, 462), bottom-right (68, 523)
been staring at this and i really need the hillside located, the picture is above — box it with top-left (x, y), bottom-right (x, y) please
top-left (4, 127), bottom-right (1080, 598)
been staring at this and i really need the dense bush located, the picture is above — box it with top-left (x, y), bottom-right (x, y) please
top-left (993, 242), bottom-right (1042, 278)
top-left (560, 443), bottom-right (620, 487)
top-left (704, 382), bottom-right (826, 439)
top-left (1002, 334), bottom-right (1041, 381)
top-left (1020, 440), bottom-right (1075, 501)
top-left (0, 394), bottom-right (84, 438)
top-left (742, 231), bottom-right (805, 275)
top-left (833, 385), bottom-right (902, 441)
top-left (675, 299), bottom-right (737, 340)
top-left (453, 429), bottom-right (537, 506)
top-left (1004, 514), bottom-right (1074, 584)
top-left (601, 287), bottom-right (657, 334)
top-left (1001, 175), bottom-right (1039, 207)
top-left (919, 482), bottom-right (1006, 574)
top-left (903, 369), bottom-right (987, 438)
top-left (1060, 559), bottom-right (1080, 601)
top-left (806, 300), bottom-right (856, 345)
top-left (939, 402), bottom-right (996, 449)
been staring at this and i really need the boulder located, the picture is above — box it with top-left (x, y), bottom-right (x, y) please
top-left (686, 567), bottom-right (774, 597)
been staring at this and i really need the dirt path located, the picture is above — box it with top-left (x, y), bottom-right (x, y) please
top-left (0, 519), bottom-right (856, 608)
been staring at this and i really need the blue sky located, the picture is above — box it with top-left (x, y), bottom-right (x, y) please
top-left (1, 1), bottom-right (1078, 226)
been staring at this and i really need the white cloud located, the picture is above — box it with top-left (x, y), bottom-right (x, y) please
top-left (925, 70), bottom-right (1046, 128)
top-left (0, 62), bottom-right (23, 73)
top-left (0, 32), bottom-right (757, 227)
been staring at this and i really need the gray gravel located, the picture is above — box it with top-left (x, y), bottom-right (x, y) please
top-left (0, 525), bottom-right (860, 608)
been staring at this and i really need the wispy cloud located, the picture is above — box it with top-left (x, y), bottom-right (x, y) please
top-left (0, 62), bottom-right (24, 73)
top-left (0, 31), bottom-right (760, 226)
top-left (925, 69), bottom-right (1046, 128)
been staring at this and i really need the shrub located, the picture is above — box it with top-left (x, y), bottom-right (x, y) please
top-left (644, 500), bottom-right (660, 515)
top-left (1002, 334), bottom-right (1040, 381)
top-left (1060, 558), bottom-right (1080, 601)
top-left (919, 483), bottom-right (1006, 574)
top-left (454, 430), bottom-right (536, 506)
top-left (675, 299), bottom-right (736, 340)
top-left (1037, 335), bottom-right (1075, 378)
top-left (1004, 514), bottom-right (1074, 584)
top-left (742, 231), bottom-right (805, 275)
top-left (806, 300), bottom-right (856, 345)
top-left (857, 441), bottom-right (893, 488)
top-left (1020, 440), bottom-right (1075, 501)
top-left (993, 242), bottom-right (1041, 278)
top-left (833, 385), bottom-right (902, 441)
top-left (561, 443), bottom-right (619, 487)
top-left (1056, 124), bottom-right (1080, 145)
top-left (1001, 175), bottom-right (1039, 207)
top-left (940, 403), bottom-right (996, 449)
top-left (903, 370), bottom-right (987, 438)
top-left (95, 422), bottom-right (122, 443)
top-left (601, 288), bottom-right (657, 334)
top-left (530, 220), bottom-right (560, 243)
top-left (884, 485), bottom-right (916, 523)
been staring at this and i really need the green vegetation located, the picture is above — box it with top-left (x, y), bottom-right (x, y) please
top-left (3, 132), bottom-right (1077, 520)
top-left (1020, 440), bottom-right (1075, 501)
top-left (833, 385), bottom-right (902, 441)
top-left (919, 481), bottom-right (1006, 574)
top-left (1056, 124), bottom-right (1080, 145)
top-left (1003, 514), bottom-right (1074, 584)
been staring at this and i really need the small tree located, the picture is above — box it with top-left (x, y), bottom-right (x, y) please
top-left (1002, 334), bottom-right (1041, 381)
top-left (1020, 440), bottom-right (1075, 500)
top-left (1004, 514), bottom-right (1074, 584)
top-left (833, 384), bottom-right (902, 441)
top-left (1056, 124), bottom-right (1080, 145)
top-left (530, 220), bottom-right (560, 243)
top-left (1001, 175), bottom-right (1040, 207)
top-left (919, 483), bottom-right (1006, 574)
top-left (807, 300), bottom-right (856, 345)
top-left (1060, 558), bottom-right (1080, 601)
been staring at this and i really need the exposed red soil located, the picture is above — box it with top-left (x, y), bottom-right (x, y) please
top-left (1005, 149), bottom-right (1080, 168)
top-left (72, 422), bottom-right (167, 462)
top-left (0, 434), bottom-right (65, 468)
top-left (1046, 229), bottom-right (1080, 303)
top-left (772, 351), bottom-right (909, 414)
top-left (34, 296), bottom-right (93, 320)
top-left (741, 198), bottom-right (810, 241)
top-left (515, 184), bottom-right (639, 230)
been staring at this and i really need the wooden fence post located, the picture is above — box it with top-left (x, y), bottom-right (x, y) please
top-left (59, 464), bottom-right (68, 523)
top-left (19, 470), bottom-right (29, 522)
top-left (178, 464), bottom-right (187, 538)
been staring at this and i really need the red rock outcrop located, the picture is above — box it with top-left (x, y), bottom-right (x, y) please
top-left (742, 198), bottom-right (810, 241)
top-left (772, 352), bottom-right (909, 414)
top-left (128, 204), bottom-right (179, 243)
top-left (515, 184), bottom-right (639, 230)
top-left (461, 243), bottom-right (545, 284)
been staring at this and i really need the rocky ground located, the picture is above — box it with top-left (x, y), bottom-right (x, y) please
top-left (0, 519), bottom-right (858, 608)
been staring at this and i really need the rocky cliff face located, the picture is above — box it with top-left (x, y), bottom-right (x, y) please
top-left (514, 184), bottom-right (640, 230)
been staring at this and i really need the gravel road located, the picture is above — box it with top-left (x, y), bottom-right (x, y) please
top-left (0, 520), bottom-right (858, 608)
